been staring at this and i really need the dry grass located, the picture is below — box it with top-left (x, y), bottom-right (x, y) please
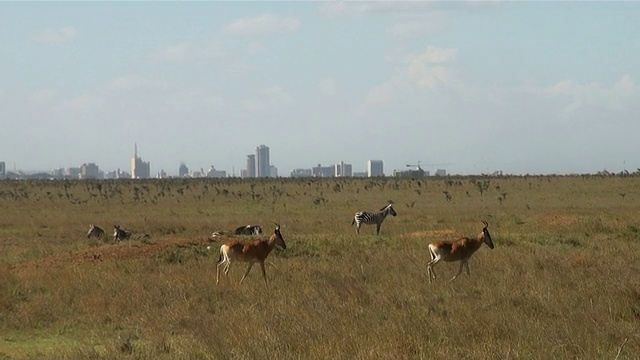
top-left (1, 176), bottom-right (639, 359)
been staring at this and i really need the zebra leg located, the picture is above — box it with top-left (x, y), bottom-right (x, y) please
top-left (376, 223), bottom-right (381, 235)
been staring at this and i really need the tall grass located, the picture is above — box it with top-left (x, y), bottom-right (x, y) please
top-left (1, 175), bottom-right (639, 359)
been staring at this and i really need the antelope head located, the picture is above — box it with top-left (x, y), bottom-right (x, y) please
top-left (273, 223), bottom-right (286, 250)
top-left (481, 221), bottom-right (495, 249)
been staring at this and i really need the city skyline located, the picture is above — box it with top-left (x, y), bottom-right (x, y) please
top-left (2, 2), bottom-right (639, 176)
top-left (1, 139), bottom-right (634, 178)
top-left (0, 143), bottom-right (404, 178)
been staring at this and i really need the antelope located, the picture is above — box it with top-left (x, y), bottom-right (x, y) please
top-left (234, 224), bottom-right (263, 236)
top-left (216, 223), bottom-right (286, 286)
top-left (113, 225), bottom-right (150, 242)
top-left (427, 221), bottom-right (495, 284)
top-left (87, 224), bottom-right (105, 239)
top-left (351, 203), bottom-right (397, 235)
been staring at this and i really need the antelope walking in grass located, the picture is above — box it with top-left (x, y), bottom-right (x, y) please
top-left (216, 223), bottom-right (286, 286)
top-left (87, 224), bottom-right (105, 239)
top-left (113, 225), bottom-right (150, 242)
top-left (351, 203), bottom-right (397, 235)
top-left (427, 221), bottom-right (495, 284)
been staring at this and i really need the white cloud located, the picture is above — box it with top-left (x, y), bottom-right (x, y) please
top-left (406, 46), bottom-right (458, 88)
top-left (152, 38), bottom-right (224, 63)
top-left (246, 41), bottom-right (267, 55)
top-left (244, 86), bottom-right (293, 112)
top-left (155, 43), bottom-right (190, 62)
top-left (31, 27), bottom-right (77, 45)
top-left (109, 75), bottom-right (147, 91)
top-left (55, 94), bottom-right (104, 114)
top-left (167, 89), bottom-right (225, 112)
top-left (224, 14), bottom-right (300, 37)
top-left (387, 12), bottom-right (447, 39)
top-left (366, 82), bottom-right (396, 107)
top-left (30, 89), bottom-right (57, 105)
top-left (318, 78), bottom-right (337, 96)
top-left (547, 75), bottom-right (637, 114)
top-left (319, 2), bottom-right (437, 16)
top-left (108, 75), bottom-right (167, 91)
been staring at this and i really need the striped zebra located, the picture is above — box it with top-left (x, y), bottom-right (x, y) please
top-left (113, 225), bottom-right (151, 242)
top-left (87, 224), bottom-right (105, 239)
top-left (351, 203), bottom-right (397, 235)
top-left (235, 225), bottom-right (263, 236)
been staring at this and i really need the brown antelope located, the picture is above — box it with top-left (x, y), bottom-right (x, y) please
top-left (216, 223), bottom-right (286, 286)
top-left (427, 221), bottom-right (495, 283)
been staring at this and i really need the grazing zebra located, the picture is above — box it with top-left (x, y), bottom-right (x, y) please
top-left (351, 203), bottom-right (397, 235)
top-left (235, 225), bottom-right (263, 236)
top-left (113, 225), bottom-right (151, 242)
top-left (87, 224), bottom-right (105, 239)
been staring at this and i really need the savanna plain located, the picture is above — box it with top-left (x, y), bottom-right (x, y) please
top-left (0, 176), bottom-right (639, 359)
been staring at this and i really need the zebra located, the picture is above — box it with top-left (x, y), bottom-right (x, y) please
top-left (235, 225), bottom-right (263, 236)
top-left (87, 224), bottom-right (105, 239)
top-left (351, 203), bottom-right (397, 235)
top-left (113, 225), bottom-right (151, 242)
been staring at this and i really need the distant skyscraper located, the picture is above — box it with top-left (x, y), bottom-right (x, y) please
top-left (179, 162), bottom-right (189, 177)
top-left (80, 163), bottom-right (101, 179)
top-left (335, 161), bottom-right (352, 177)
top-left (131, 143), bottom-right (151, 179)
top-left (0, 161), bottom-right (5, 177)
top-left (367, 160), bottom-right (384, 177)
top-left (246, 154), bottom-right (256, 178)
top-left (255, 145), bottom-right (270, 178)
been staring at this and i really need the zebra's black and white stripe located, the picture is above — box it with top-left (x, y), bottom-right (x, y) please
top-left (113, 225), bottom-right (151, 242)
top-left (235, 225), bottom-right (263, 236)
top-left (87, 224), bottom-right (105, 239)
top-left (351, 203), bottom-right (397, 235)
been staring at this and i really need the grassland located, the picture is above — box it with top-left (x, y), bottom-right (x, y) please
top-left (0, 175), bottom-right (639, 359)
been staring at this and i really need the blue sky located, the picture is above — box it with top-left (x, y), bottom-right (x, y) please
top-left (1, 1), bottom-right (639, 176)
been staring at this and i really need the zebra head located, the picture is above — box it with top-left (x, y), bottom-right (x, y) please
top-left (252, 225), bottom-right (263, 235)
top-left (381, 203), bottom-right (397, 217)
top-left (87, 224), bottom-right (104, 239)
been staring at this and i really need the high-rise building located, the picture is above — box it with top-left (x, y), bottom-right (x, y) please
top-left (312, 164), bottom-right (334, 178)
top-left (179, 162), bottom-right (189, 177)
top-left (131, 143), bottom-right (151, 179)
top-left (367, 160), bottom-right (384, 177)
top-left (269, 165), bottom-right (278, 178)
top-left (245, 154), bottom-right (256, 178)
top-left (335, 161), bottom-right (352, 177)
top-left (206, 165), bottom-right (226, 178)
top-left (0, 161), bottom-right (5, 177)
top-left (80, 163), bottom-right (101, 179)
top-left (255, 145), bottom-right (270, 178)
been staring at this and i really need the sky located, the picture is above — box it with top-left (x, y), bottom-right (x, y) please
top-left (1, 1), bottom-right (639, 176)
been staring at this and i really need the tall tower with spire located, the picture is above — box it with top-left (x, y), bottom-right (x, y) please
top-left (131, 143), bottom-right (151, 179)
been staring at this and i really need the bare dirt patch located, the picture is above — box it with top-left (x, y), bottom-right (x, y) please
top-left (11, 235), bottom-right (223, 277)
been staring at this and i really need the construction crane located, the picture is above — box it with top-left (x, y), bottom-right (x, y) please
top-left (406, 161), bottom-right (423, 171)
top-left (406, 161), bottom-right (453, 170)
